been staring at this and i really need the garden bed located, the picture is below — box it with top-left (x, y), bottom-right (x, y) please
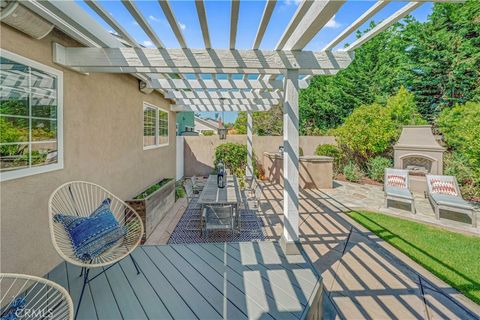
top-left (127, 178), bottom-right (175, 243)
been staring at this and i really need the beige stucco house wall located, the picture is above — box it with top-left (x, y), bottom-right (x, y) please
top-left (0, 24), bottom-right (176, 277)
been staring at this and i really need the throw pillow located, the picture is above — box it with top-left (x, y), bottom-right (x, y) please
top-left (386, 174), bottom-right (407, 188)
top-left (430, 179), bottom-right (458, 196)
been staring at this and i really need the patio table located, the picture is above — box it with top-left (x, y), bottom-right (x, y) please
top-left (198, 175), bottom-right (241, 231)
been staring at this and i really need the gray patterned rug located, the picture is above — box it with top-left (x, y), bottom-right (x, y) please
top-left (168, 198), bottom-right (265, 244)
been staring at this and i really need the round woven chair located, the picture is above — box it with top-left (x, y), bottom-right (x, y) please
top-left (48, 181), bottom-right (144, 318)
top-left (0, 273), bottom-right (74, 320)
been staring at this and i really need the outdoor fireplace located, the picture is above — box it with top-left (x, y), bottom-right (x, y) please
top-left (394, 125), bottom-right (445, 193)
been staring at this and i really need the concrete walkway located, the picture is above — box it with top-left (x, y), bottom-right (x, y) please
top-left (258, 181), bottom-right (480, 320)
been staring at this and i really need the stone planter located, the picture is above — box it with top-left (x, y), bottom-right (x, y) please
top-left (126, 178), bottom-right (175, 243)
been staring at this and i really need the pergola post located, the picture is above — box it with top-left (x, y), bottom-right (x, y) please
top-left (246, 110), bottom-right (254, 178)
top-left (280, 69), bottom-right (301, 254)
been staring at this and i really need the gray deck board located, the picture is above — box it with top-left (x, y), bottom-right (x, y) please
top-left (158, 245), bottom-right (249, 320)
top-left (46, 242), bottom-right (320, 320)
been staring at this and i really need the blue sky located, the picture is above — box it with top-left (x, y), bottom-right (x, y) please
top-left (76, 0), bottom-right (434, 122)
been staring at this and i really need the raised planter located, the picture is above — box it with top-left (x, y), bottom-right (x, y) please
top-left (126, 178), bottom-right (175, 243)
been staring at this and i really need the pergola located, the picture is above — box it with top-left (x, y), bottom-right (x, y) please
top-left (23, 0), bottom-right (458, 253)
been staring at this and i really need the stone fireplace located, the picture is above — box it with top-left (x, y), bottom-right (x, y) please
top-left (394, 125), bottom-right (445, 193)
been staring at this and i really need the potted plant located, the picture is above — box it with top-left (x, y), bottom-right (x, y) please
top-left (126, 178), bottom-right (175, 243)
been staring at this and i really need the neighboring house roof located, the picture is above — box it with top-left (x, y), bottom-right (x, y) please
top-left (194, 116), bottom-right (220, 133)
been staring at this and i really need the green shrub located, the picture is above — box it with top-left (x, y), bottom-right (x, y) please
top-left (335, 103), bottom-right (397, 161)
top-left (214, 143), bottom-right (258, 179)
top-left (367, 156), bottom-right (392, 182)
top-left (315, 144), bottom-right (342, 172)
top-left (444, 152), bottom-right (480, 199)
top-left (437, 102), bottom-right (480, 171)
top-left (343, 162), bottom-right (363, 183)
top-left (175, 184), bottom-right (186, 200)
top-left (299, 147), bottom-right (304, 157)
top-left (202, 130), bottom-right (214, 136)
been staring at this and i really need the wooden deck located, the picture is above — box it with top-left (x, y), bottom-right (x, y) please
top-left (47, 241), bottom-right (322, 319)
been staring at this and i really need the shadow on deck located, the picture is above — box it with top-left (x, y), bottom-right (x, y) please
top-left (47, 241), bottom-right (322, 319)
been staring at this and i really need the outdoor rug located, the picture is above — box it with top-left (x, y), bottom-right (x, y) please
top-left (168, 198), bottom-right (265, 244)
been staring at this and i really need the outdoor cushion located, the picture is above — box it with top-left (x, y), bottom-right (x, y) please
top-left (385, 186), bottom-right (413, 200)
top-left (430, 179), bottom-right (457, 196)
top-left (431, 194), bottom-right (473, 210)
top-left (386, 174), bottom-right (407, 188)
top-left (54, 198), bottom-right (127, 261)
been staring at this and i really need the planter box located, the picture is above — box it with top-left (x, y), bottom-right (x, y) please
top-left (126, 179), bottom-right (175, 243)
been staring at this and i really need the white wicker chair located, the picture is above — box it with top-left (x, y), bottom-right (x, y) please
top-left (49, 181), bottom-right (144, 318)
top-left (0, 273), bottom-right (74, 320)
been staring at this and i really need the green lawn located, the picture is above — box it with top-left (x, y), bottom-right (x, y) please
top-left (347, 210), bottom-right (480, 305)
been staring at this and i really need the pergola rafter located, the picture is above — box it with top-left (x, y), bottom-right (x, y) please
top-left (20, 0), bottom-right (460, 254)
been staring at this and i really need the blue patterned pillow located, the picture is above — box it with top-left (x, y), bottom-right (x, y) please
top-left (0, 296), bottom-right (26, 320)
top-left (54, 198), bottom-right (127, 261)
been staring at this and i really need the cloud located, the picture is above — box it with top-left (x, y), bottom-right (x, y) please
top-left (179, 22), bottom-right (186, 30)
top-left (142, 40), bottom-right (154, 48)
top-left (325, 15), bottom-right (341, 28)
top-left (148, 15), bottom-right (161, 22)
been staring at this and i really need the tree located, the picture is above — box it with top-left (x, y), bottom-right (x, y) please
top-left (233, 105), bottom-right (283, 136)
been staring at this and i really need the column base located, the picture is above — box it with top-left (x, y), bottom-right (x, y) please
top-left (280, 235), bottom-right (302, 255)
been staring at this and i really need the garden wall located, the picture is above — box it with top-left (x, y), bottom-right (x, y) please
top-left (184, 135), bottom-right (336, 177)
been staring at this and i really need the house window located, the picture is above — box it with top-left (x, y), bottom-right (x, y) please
top-left (0, 50), bottom-right (63, 181)
top-left (143, 102), bottom-right (168, 149)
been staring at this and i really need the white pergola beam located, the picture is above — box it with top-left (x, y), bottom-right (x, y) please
top-left (195, 0), bottom-right (211, 49)
top-left (282, 0), bottom-right (346, 50)
top-left (146, 78), bottom-right (308, 90)
top-left (275, 0), bottom-right (314, 49)
top-left (121, 0), bottom-right (164, 48)
top-left (165, 90), bottom-right (283, 100)
top-left (171, 104), bottom-right (272, 112)
top-left (342, 2), bottom-right (424, 52)
top-left (230, 0), bottom-right (240, 49)
top-left (253, 0), bottom-right (276, 49)
top-left (246, 111), bottom-right (254, 177)
top-left (322, 1), bottom-right (390, 51)
top-left (281, 69), bottom-right (300, 254)
top-left (175, 98), bottom-right (279, 105)
top-left (85, 0), bottom-right (139, 47)
top-left (52, 44), bottom-right (354, 73)
top-left (158, 0), bottom-right (187, 48)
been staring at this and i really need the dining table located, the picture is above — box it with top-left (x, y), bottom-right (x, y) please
top-left (197, 175), bottom-right (241, 232)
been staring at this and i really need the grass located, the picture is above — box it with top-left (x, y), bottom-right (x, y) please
top-left (347, 210), bottom-right (480, 305)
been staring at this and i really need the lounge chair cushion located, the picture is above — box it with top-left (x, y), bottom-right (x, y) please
top-left (430, 194), bottom-right (473, 210)
top-left (430, 179), bottom-right (458, 196)
top-left (54, 198), bottom-right (127, 261)
top-left (386, 174), bottom-right (407, 188)
top-left (385, 186), bottom-right (413, 200)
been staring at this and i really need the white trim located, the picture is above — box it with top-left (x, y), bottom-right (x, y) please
top-left (142, 102), bottom-right (169, 150)
top-left (0, 49), bottom-right (64, 182)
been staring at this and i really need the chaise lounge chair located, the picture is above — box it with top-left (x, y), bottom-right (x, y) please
top-left (426, 175), bottom-right (476, 227)
top-left (384, 168), bottom-right (415, 214)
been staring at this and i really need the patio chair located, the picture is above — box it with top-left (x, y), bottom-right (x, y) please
top-left (203, 205), bottom-right (235, 237)
top-left (191, 175), bottom-right (205, 193)
top-left (426, 175), bottom-right (476, 227)
top-left (49, 181), bottom-right (143, 319)
top-left (184, 179), bottom-right (202, 210)
top-left (0, 273), bottom-right (74, 320)
top-left (384, 168), bottom-right (415, 214)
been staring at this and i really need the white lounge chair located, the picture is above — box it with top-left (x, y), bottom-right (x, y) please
top-left (49, 181), bottom-right (144, 318)
top-left (384, 168), bottom-right (415, 214)
top-left (0, 273), bottom-right (74, 320)
top-left (426, 175), bottom-right (476, 227)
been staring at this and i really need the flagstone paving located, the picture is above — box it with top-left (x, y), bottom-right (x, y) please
top-left (258, 181), bottom-right (480, 320)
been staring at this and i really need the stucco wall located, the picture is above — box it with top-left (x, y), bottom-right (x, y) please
top-left (184, 135), bottom-right (336, 177)
top-left (0, 25), bottom-right (176, 276)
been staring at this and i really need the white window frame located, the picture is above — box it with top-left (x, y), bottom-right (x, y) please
top-left (143, 102), bottom-right (169, 150)
top-left (0, 49), bottom-right (64, 182)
